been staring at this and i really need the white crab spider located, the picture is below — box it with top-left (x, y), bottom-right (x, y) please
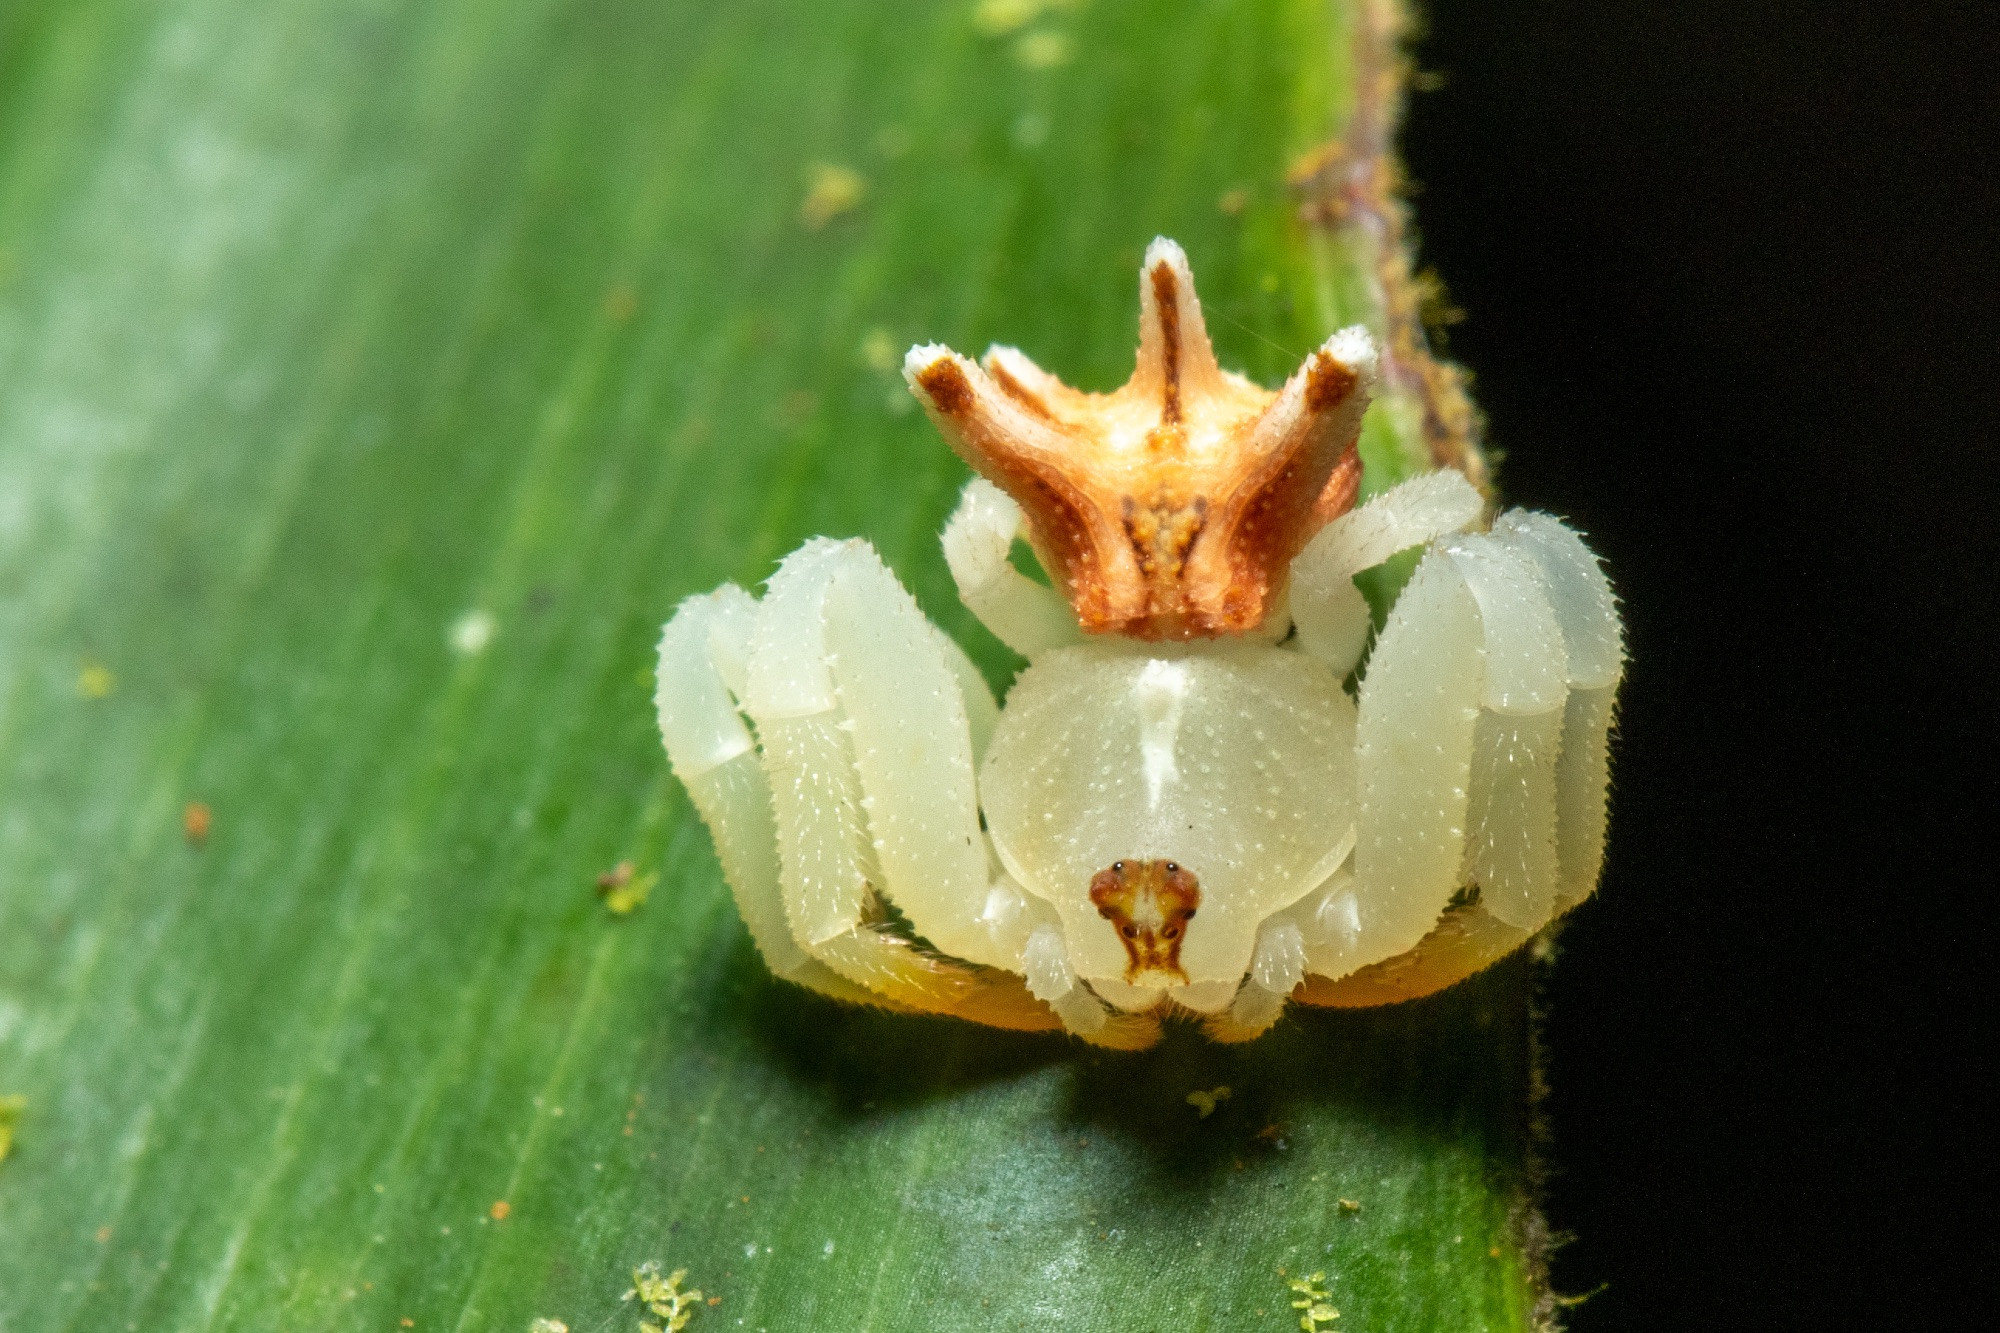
top-left (657, 239), bottom-right (1622, 1049)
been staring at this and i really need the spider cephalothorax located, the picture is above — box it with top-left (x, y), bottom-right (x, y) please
top-left (657, 239), bottom-right (1623, 1048)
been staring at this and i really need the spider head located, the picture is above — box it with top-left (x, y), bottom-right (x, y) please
top-left (1088, 858), bottom-right (1202, 984)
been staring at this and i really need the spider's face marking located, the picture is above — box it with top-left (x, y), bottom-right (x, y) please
top-left (904, 238), bottom-right (1377, 641)
top-left (1088, 859), bottom-right (1201, 984)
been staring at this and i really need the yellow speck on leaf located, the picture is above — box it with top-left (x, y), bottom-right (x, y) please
top-left (0, 1094), bottom-right (24, 1164)
top-left (800, 163), bottom-right (865, 230)
top-left (78, 662), bottom-right (115, 699)
top-left (183, 801), bottom-right (212, 844)
top-left (972, 0), bottom-right (1037, 35)
top-left (624, 1261), bottom-right (703, 1331)
top-left (1218, 186), bottom-right (1250, 216)
top-left (489, 1200), bottom-right (511, 1221)
top-left (859, 327), bottom-right (899, 373)
top-left (1289, 1272), bottom-right (1339, 1329)
top-left (972, 0), bottom-right (1077, 37)
top-left (529, 1320), bottom-right (569, 1333)
top-left (1337, 1198), bottom-right (1361, 1214)
top-left (597, 860), bottom-right (657, 916)
top-left (1185, 1085), bottom-right (1232, 1118)
top-left (1013, 30), bottom-right (1072, 69)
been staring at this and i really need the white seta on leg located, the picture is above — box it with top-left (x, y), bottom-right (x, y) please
top-left (656, 585), bottom-right (884, 1007)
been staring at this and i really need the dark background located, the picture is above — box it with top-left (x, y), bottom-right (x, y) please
top-left (1400, 1), bottom-right (1996, 1328)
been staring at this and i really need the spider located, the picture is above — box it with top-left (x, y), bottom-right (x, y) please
top-left (656, 239), bottom-right (1623, 1049)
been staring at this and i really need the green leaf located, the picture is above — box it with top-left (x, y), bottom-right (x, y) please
top-left (0, 1), bottom-right (1544, 1329)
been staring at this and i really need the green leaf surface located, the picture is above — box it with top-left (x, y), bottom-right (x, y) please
top-left (0, 1), bottom-right (1543, 1328)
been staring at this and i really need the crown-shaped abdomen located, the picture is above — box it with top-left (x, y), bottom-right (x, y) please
top-left (907, 238), bottom-right (1376, 640)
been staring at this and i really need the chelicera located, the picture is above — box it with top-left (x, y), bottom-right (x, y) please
top-left (656, 239), bottom-right (1623, 1048)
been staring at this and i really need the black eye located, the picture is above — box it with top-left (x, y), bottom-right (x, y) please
top-left (1184, 908), bottom-right (1196, 919)
top-left (1165, 861), bottom-right (1178, 873)
top-left (1121, 924), bottom-right (1138, 938)
top-left (1161, 926), bottom-right (1179, 940)
top-left (1112, 861), bottom-right (1124, 872)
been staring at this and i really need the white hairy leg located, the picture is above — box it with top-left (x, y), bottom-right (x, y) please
top-left (1020, 921), bottom-right (1165, 1051)
top-left (824, 545), bottom-right (1164, 1048)
top-left (817, 540), bottom-right (1166, 1047)
top-left (1447, 514), bottom-right (1623, 927)
top-left (727, 538), bottom-right (1058, 1033)
top-left (802, 539), bottom-right (1004, 966)
top-left (1207, 917), bottom-right (1309, 1042)
top-left (1318, 528), bottom-right (1566, 982)
top-left (656, 536), bottom-right (1064, 1032)
top-left (940, 478), bottom-right (1084, 658)
top-left (1294, 511), bottom-right (1622, 1004)
top-left (1289, 470), bottom-right (1486, 674)
top-left (1446, 529), bottom-right (1572, 930)
top-left (1345, 546), bottom-right (1489, 971)
top-left (1490, 512), bottom-right (1624, 905)
top-left (655, 586), bottom-right (887, 1007)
